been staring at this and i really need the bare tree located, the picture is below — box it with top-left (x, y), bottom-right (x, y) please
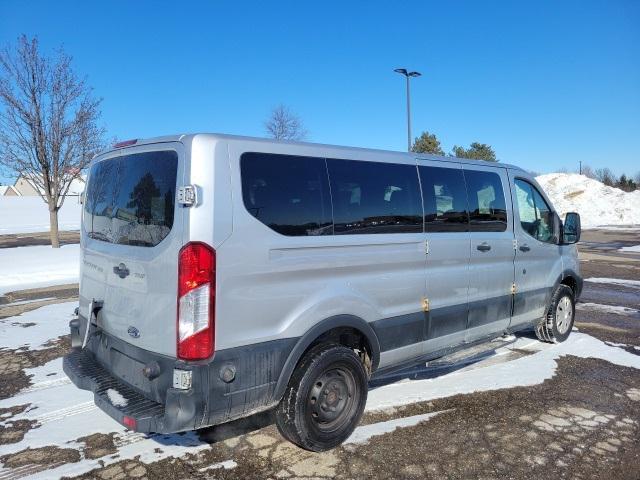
top-left (580, 164), bottom-right (595, 179)
top-left (594, 168), bottom-right (615, 186)
top-left (264, 104), bottom-right (307, 141)
top-left (0, 35), bottom-right (105, 247)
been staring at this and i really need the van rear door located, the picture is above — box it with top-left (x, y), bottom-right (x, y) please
top-left (80, 142), bottom-right (185, 357)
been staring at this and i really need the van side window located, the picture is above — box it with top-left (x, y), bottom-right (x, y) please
top-left (464, 170), bottom-right (508, 232)
top-left (327, 159), bottom-right (423, 234)
top-left (240, 153), bottom-right (333, 236)
top-left (419, 166), bottom-right (469, 232)
top-left (514, 179), bottom-right (554, 243)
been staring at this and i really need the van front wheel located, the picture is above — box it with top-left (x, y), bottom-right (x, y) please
top-left (275, 343), bottom-right (368, 452)
top-left (535, 284), bottom-right (575, 343)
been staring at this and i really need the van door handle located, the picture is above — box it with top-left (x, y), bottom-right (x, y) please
top-left (476, 243), bottom-right (491, 252)
top-left (519, 244), bottom-right (531, 252)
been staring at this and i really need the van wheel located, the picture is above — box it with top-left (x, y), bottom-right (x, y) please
top-left (275, 343), bottom-right (368, 452)
top-left (535, 285), bottom-right (575, 343)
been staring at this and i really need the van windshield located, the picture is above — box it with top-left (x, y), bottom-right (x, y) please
top-left (83, 150), bottom-right (178, 247)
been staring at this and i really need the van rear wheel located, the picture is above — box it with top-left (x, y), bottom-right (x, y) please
top-left (535, 284), bottom-right (575, 343)
top-left (275, 343), bottom-right (367, 452)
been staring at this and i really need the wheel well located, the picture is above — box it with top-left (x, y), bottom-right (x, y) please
top-left (561, 276), bottom-right (577, 296)
top-left (307, 327), bottom-right (373, 376)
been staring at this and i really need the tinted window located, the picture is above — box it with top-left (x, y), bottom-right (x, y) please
top-left (84, 151), bottom-right (177, 247)
top-left (464, 170), bottom-right (508, 232)
top-left (419, 165), bottom-right (469, 232)
top-left (327, 159), bottom-right (422, 234)
top-left (241, 153), bottom-right (332, 236)
top-left (514, 179), bottom-right (554, 243)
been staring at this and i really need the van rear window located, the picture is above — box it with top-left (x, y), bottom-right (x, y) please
top-left (83, 150), bottom-right (178, 247)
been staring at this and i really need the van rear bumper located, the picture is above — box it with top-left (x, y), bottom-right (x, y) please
top-left (63, 348), bottom-right (198, 434)
top-left (63, 317), bottom-right (298, 434)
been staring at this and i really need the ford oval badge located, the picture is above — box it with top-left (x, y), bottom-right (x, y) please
top-left (127, 326), bottom-right (140, 338)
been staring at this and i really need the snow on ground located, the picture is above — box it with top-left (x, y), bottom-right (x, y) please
top-left (365, 331), bottom-right (640, 411)
top-left (0, 196), bottom-right (82, 234)
top-left (345, 411), bottom-right (446, 446)
top-left (576, 302), bottom-right (639, 317)
top-left (0, 355), bottom-right (211, 479)
top-left (619, 244), bottom-right (640, 253)
top-left (0, 244), bottom-right (79, 295)
top-left (535, 173), bottom-right (640, 227)
top-left (1, 302), bottom-right (640, 479)
top-left (0, 301), bottom-right (76, 351)
top-left (584, 277), bottom-right (640, 288)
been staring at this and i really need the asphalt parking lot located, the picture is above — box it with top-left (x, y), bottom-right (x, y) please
top-left (0, 229), bottom-right (638, 479)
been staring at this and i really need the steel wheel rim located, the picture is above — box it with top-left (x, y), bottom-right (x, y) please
top-left (308, 367), bottom-right (357, 433)
top-left (555, 296), bottom-right (573, 334)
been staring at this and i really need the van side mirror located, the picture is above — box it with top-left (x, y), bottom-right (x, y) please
top-left (562, 212), bottom-right (581, 244)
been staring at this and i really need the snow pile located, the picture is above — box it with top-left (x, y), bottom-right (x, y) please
top-left (0, 196), bottom-right (82, 234)
top-left (0, 244), bottom-right (80, 294)
top-left (535, 173), bottom-right (640, 227)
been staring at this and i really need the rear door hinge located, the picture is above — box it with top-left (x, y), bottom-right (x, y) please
top-left (512, 238), bottom-right (518, 250)
top-left (177, 185), bottom-right (198, 207)
top-left (511, 283), bottom-right (517, 294)
top-left (424, 239), bottom-right (430, 255)
top-left (422, 297), bottom-right (430, 312)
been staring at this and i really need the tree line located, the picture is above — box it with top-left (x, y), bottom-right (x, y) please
top-left (580, 166), bottom-right (639, 192)
top-left (410, 130), bottom-right (497, 161)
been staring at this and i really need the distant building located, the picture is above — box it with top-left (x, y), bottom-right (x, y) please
top-left (13, 175), bottom-right (40, 196)
top-left (2, 174), bottom-right (86, 198)
top-left (0, 185), bottom-right (21, 196)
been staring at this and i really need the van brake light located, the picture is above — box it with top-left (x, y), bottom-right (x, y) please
top-left (113, 139), bottom-right (138, 148)
top-left (177, 242), bottom-right (215, 360)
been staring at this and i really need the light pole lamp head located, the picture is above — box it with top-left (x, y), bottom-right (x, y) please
top-left (408, 71), bottom-right (421, 78)
top-left (394, 68), bottom-right (408, 76)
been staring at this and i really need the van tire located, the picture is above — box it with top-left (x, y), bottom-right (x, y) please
top-left (275, 343), bottom-right (368, 452)
top-left (535, 285), bottom-right (575, 343)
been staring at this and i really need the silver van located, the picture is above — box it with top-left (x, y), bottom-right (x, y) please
top-left (64, 133), bottom-right (582, 451)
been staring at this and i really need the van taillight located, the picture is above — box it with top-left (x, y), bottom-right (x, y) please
top-left (177, 242), bottom-right (215, 360)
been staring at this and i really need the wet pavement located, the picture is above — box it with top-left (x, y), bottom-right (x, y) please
top-left (0, 229), bottom-right (638, 479)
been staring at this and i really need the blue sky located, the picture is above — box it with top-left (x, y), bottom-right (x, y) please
top-left (0, 0), bottom-right (638, 184)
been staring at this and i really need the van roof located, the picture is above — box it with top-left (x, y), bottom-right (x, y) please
top-left (106, 132), bottom-right (527, 172)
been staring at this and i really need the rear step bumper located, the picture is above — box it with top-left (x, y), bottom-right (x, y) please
top-left (63, 348), bottom-right (196, 434)
top-left (64, 316), bottom-right (298, 434)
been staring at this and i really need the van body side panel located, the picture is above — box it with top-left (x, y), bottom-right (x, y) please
top-left (216, 141), bottom-right (426, 359)
top-left (186, 136), bottom-right (233, 249)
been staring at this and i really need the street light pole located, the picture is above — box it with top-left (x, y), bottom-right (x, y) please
top-left (394, 68), bottom-right (421, 152)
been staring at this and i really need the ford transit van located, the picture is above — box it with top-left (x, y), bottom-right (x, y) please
top-left (64, 134), bottom-right (582, 451)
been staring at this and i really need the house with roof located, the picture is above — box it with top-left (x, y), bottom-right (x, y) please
top-left (0, 185), bottom-right (21, 196)
top-left (3, 174), bottom-right (86, 198)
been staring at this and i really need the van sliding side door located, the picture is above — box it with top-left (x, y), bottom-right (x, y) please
top-left (418, 161), bottom-right (470, 354)
top-left (462, 165), bottom-right (515, 343)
